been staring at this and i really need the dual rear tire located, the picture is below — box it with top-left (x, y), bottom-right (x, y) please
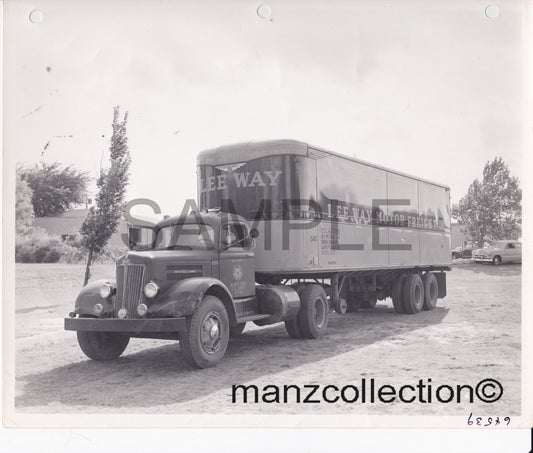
top-left (392, 272), bottom-right (438, 314)
top-left (285, 284), bottom-right (329, 339)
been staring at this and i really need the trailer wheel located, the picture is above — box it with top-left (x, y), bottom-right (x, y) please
top-left (422, 272), bottom-right (438, 311)
top-left (285, 284), bottom-right (305, 339)
top-left (297, 284), bottom-right (329, 339)
top-left (391, 274), bottom-right (407, 314)
top-left (180, 295), bottom-right (229, 368)
top-left (229, 323), bottom-right (246, 337)
top-left (402, 274), bottom-right (424, 314)
top-left (77, 330), bottom-right (130, 361)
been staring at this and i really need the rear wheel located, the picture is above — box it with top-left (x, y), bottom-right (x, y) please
top-left (391, 274), bottom-right (407, 314)
top-left (402, 274), bottom-right (424, 314)
top-left (422, 272), bottom-right (438, 311)
top-left (77, 330), bottom-right (130, 361)
top-left (285, 284), bottom-right (305, 338)
top-left (180, 295), bottom-right (229, 368)
top-left (297, 284), bottom-right (329, 339)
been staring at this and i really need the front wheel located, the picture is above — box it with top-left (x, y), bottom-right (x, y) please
top-left (492, 256), bottom-right (502, 266)
top-left (180, 295), bottom-right (230, 369)
top-left (77, 330), bottom-right (130, 361)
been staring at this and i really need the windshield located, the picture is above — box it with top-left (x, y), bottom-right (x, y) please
top-left (491, 241), bottom-right (507, 248)
top-left (153, 224), bottom-right (215, 250)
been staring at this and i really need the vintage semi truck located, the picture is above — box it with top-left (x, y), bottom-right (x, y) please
top-left (65, 139), bottom-right (451, 368)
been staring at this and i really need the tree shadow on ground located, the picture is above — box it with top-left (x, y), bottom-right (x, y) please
top-left (16, 305), bottom-right (448, 410)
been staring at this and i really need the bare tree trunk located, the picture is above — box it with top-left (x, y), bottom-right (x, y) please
top-left (83, 250), bottom-right (93, 286)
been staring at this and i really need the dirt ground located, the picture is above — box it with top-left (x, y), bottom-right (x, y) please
top-left (13, 261), bottom-right (521, 417)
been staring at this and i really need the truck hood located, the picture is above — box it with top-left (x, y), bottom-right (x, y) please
top-left (117, 250), bottom-right (216, 266)
top-left (116, 250), bottom-right (217, 284)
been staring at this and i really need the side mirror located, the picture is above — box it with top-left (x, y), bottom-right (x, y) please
top-left (249, 228), bottom-right (259, 238)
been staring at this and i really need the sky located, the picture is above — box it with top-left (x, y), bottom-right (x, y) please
top-left (4, 0), bottom-right (526, 217)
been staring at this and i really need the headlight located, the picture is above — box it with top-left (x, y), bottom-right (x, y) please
top-left (99, 283), bottom-right (115, 299)
top-left (143, 281), bottom-right (160, 298)
top-left (137, 303), bottom-right (148, 317)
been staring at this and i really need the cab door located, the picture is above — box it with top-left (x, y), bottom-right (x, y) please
top-left (218, 222), bottom-right (255, 298)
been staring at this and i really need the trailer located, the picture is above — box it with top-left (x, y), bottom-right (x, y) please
top-left (65, 140), bottom-right (451, 368)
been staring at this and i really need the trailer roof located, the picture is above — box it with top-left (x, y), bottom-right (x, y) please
top-left (197, 139), bottom-right (450, 190)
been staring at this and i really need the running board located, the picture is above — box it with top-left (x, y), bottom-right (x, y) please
top-left (236, 313), bottom-right (271, 323)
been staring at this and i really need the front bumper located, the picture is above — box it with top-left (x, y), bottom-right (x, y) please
top-left (64, 317), bottom-right (187, 333)
top-left (471, 257), bottom-right (493, 262)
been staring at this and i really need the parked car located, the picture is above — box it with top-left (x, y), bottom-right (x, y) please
top-left (452, 242), bottom-right (476, 259)
top-left (471, 240), bottom-right (522, 265)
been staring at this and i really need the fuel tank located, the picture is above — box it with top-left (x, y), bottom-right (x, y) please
top-left (254, 285), bottom-right (300, 326)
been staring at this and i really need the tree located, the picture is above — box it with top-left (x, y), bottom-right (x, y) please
top-left (15, 168), bottom-right (35, 238)
top-left (19, 162), bottom-right (89, 217)
top-left (453, 157), bottom-right (521, 246)
top-left (80, 107), bottom-right (130, 285)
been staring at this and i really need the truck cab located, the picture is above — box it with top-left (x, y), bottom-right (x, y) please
top-left (65, 211), bottom-right (280, 368)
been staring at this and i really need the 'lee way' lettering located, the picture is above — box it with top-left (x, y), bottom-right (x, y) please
top-left (200, 170), bottom-right (282, 193)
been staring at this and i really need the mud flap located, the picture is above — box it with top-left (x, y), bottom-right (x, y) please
top-left (435, 272), bottom-right (447, 299)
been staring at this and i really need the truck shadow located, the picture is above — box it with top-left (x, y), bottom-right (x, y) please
top-left (16, 305), bottom-right (449, 410)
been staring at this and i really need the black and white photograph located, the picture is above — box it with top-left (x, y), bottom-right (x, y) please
top-left (2, 0), bottom-right (532, 440)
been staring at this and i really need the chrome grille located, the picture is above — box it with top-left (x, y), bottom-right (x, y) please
top-left (115, 264), bottom-right (146, 318)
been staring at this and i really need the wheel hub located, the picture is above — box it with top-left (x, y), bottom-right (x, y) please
top-left (200, 313), bottom-right (222, 354)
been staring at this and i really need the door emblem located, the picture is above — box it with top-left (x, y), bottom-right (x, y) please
top-left (232, 264), bottom-right (243, 281)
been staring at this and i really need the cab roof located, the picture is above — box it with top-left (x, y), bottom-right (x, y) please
top-left (155, 210), bottom-right (247, 230)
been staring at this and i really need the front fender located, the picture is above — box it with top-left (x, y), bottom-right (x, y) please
top-left (74, 279), bottom-right (116, 316)
top-left (148, 277), bottom-right (233, 318)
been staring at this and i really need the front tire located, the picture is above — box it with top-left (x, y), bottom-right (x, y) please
top-left (297, 284), bottom-right (329, 339)
top-left (77, 330), bottom-right (130, 361)
top-left (493, 256), bottom-right (502, 266)
top-left (180, 295), bottom-right (229, 369)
